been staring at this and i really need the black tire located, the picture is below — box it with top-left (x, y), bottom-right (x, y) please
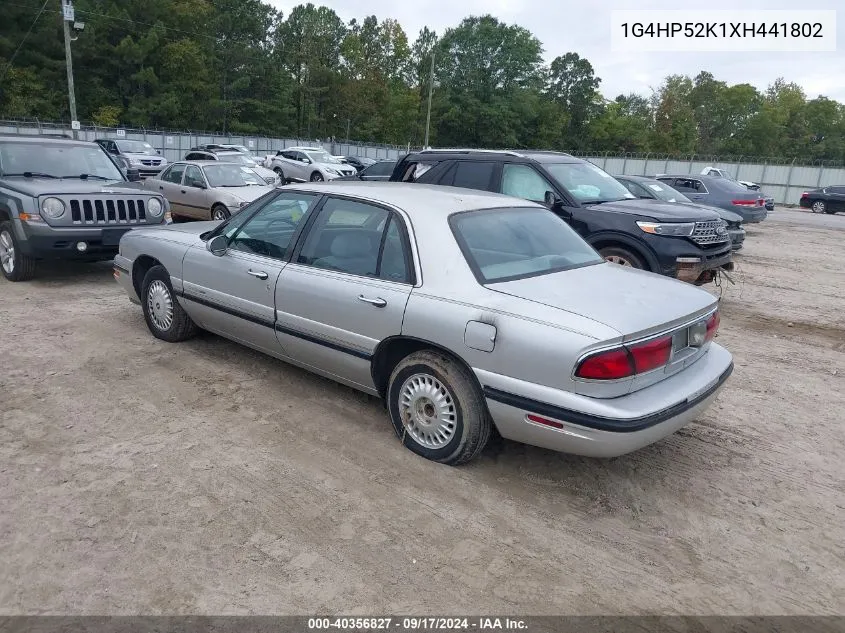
top-left (387, 350), bottom-right (492, 465)
top-left (599, 245), bottom-right (647, 270)
top-left (211, 204), bottom-right (230, 221)
top-left (141, 265), bottom-right (197, 342)
top-left (0, 220), bottom-right (36, 282)
top-left (310, 171), bottom-right (324, 182)
top-left (273, 167), bottom-right (286, 182)
top-left (811, 200), bottom-right (826, 214)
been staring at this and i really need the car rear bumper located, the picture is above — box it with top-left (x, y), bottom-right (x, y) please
top-left (734, 207), bottom-right (767, 223)
top-left (477, 343), bottom-right (733, 458)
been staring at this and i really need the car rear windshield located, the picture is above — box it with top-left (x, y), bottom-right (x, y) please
top-left (450, 207), bottom-right (603, 283)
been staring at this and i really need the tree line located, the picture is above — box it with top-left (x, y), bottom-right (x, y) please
top-left (1, 0), bottom-right (844, 162)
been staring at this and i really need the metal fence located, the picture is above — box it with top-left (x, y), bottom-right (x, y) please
top-left (3, 119), bottom-right (843, 204)
top-left (575, 152), bottom-right (845, 206)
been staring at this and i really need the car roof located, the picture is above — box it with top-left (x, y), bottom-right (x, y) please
top-left (172, 160), bottom-right (247, 167)
top-left (287, 146), bottom-right (324, 151)
top-left (283, 181), bottom-right (543, 216)
top-left (0, 133), bottom-right (88, 144)
top-left (404, 148), bottom-right (582, 164)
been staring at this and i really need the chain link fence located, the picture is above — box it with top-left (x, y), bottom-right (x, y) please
top-left (3, 119), bottom-right (843, 204)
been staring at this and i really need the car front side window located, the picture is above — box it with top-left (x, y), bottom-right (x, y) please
top-left (500, 164), bottom-right (556, 203)
top-left (227, 193), bottom-right (318, 260)
top-left (164, 164), bottom-right (186, 184)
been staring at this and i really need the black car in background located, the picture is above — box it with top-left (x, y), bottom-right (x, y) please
top-left (799, 186), bottom-right (845, 214)
top-left (655, 174), bottom-right (768, 223)
top-left (336, 159), bottom-right (396, 181)
top-left (340, 156), bottom-right (376, 172)
top-left (389, 149), bottom-right (733, 285)
top-left (616, 175), bottom-right (745, 251)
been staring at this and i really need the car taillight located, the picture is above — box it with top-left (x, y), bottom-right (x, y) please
top-left (575, 335), bottom-right (673, 380)
top-left (731, 199), bottom-right (756, 206)
top-left (575, 348), bottom-right (634, 380)
top-left (705, 310), bottom-right (720, 342)
top-left (629, 336), bottom-right (672, 373)
top-left (757, 198), bottom-right (765, 206)
top-left (801, 192), bottom-right (809, 198)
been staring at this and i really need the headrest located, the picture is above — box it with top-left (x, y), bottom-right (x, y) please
top-left (330, 233), bottom-right (372, 258)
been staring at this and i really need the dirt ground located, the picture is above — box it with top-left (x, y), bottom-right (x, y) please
top-left (1, 208), bottom-right (843, 615)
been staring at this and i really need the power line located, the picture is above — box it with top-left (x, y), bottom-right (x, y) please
top-left (0, 0), bottom-right (51, 84)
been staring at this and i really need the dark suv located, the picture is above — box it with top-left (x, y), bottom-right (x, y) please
top-left (389, 150), bottom-right (733, 284)
top-left (0, 134), bottom-right (170, 281)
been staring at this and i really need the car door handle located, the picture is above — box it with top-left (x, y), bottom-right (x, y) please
top-left (358, 295), bottom-right (387, 308)
top-left (247, 269), bottom-right (268, 280)
top-left (180, 189), bottom-right (186, 194)
top-left (159, 186), bottom-right (164, 190)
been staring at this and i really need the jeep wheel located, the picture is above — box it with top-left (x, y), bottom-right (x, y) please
top-left (0, 221), bottom-right (36, 282)
top-left (141, 265), bottom-right (197, 342)
top-left (599, 246), bottom-right (646, 269)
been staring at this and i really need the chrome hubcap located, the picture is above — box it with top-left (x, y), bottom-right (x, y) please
top-left (213, 208), bottom-right (227, 220)
top-left (399, 373), bottom-right (457, 449)
top-left (813, 202), bottom-right (824, 213)
top-left (147, 280), bottom-right (174, 330)
top-left (605, 255), bottom-right (632, 266)
top-left (0, 230), bottom-right (14, 274)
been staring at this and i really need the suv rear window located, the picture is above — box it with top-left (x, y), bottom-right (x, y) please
top-left (450, 207), bottom-right (603, 283)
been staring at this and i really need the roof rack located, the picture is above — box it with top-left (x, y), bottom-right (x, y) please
top-left (418, 148), bottom-right (525, 158)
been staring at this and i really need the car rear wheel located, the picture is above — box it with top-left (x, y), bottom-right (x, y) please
top-left (141, 265), bottom-right (197, 342)
top-left (310, 172), bottom-right (324, 182)
top-left (211, 204), bottom-right (230, 221)
top-left (812, 200), bottom-right (826, 213)
top-left (599, 246), bottom-right (646, 269)
top-left (273, 167), bottom-right (285, 182)
top-left (387, 350), bottom-right (492, 465)
top-left (0, 221), bottom-right (36, 282)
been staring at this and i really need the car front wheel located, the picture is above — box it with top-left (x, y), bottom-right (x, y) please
top-left (812, 200), bottom-right (826, 213)
top-left (310, 172), bottom-right (324, 182)
top-left (599, 246), bottom-right (646, 269)
top-left (141, 265), bottom-right (197, 342)
top-left (387, 350), bottom-right (492, 465)
top-left (0, 221), bottom-right (36, 282)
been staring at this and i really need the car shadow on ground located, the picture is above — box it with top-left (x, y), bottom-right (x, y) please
top-left (23, 260), bottom-right (116, 286)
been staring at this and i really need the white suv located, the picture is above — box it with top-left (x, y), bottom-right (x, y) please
top-left (267, 147), bottom-right (356, 183)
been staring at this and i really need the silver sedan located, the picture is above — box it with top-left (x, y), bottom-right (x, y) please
top-left (144, 161), bottom-right (275, 221)
top-left (114, 182), bottom-right (733, 465)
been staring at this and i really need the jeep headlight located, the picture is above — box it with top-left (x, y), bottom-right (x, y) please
top-left (147, 197), bottom-right (163, 217)
top-left (41, 197), bottom-right (66, 218)
top-left (636, 221), bottom-right (696, 237)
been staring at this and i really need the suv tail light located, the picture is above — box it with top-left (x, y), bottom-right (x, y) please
top-left (575, 313), bottom-right (718, 381)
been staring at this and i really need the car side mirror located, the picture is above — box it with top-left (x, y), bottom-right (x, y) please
top-left (544, 190), bottom-right (563, 208)
top-left (190, 179), bottom-right (206, 189)
top-left (126, 168), bottom-right (141, 182)
top-left (206, 235), bottom-right (228, 256)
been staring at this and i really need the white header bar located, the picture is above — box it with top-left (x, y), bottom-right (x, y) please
top-left (610, 10), bottom-right (837, 52)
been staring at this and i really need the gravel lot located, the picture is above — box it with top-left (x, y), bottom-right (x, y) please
top-left (1, 208), bottom-right (843, 615)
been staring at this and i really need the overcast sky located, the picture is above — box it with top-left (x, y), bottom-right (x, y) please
top-left (265, 0), bottom-right (844, 102)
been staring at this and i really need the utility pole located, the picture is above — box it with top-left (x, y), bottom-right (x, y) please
top-left (61, 0), bottom-right (78, 138)
top-left (423, 48), bottom-right (435, 148)
top-left (346, 118), bottom-right (351, 142)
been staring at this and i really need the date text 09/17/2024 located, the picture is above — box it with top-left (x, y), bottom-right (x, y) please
top-left (307, 617), bottom-right (528, 630)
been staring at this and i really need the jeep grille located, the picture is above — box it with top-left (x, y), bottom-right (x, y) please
top-left (691, 220), bottom-right (730, 246)
top-left (68, 197), bottom-right (147, 225)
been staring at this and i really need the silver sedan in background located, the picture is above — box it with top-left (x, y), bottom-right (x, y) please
top-left (114, 183), bottom-right (733, 465)
top-left (144, 161), bottom-right (275, 221)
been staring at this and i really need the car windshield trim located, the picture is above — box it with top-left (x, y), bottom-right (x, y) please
top-left (449, 206), bottom-right (604, 285)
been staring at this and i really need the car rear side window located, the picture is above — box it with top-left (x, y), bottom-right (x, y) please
top-left (450, 207), bottom-right (603, 284)
top-left (298, 198), bottom-right (412, 283)
top-left (440, 161), bottom-right (496, 191)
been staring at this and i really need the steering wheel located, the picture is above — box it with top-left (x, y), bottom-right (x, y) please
top-left (265, 216), bottom-right (297, 232)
